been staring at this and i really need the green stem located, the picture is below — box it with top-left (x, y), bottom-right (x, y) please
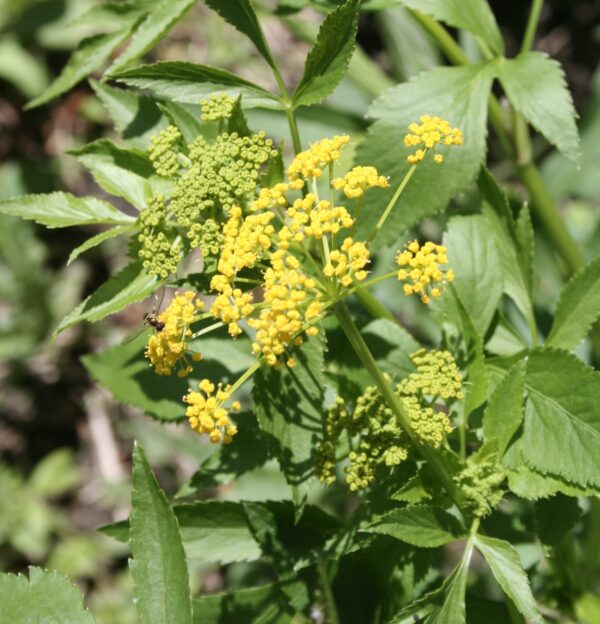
top-left (517, 163), bottom-right (584, 274)
top-left (368, 164), bottom-right (417, 244)
top-left (285, 105), bottom-right (303, 155)
top-left (316, 554), bottom-right (340, 624)
top-left (334, 301), bottom-right (467, 514)
top-left (229, 360), bottom-right (262, 396)
top-left (190, 321), bottom-right (223, 339)
top-left (521, 0), bottom-right (544, 53)
top-left (353, 288), bottom-right (395, 321)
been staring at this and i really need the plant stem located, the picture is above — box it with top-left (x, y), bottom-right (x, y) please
top-left (521, 0), bottom-right (544, 53)
top-left (334, 301), bottom-right (467, 514)
top-left (316, 554), bottom-right (340, 624)
top-left (285, 105), bottom-right (303, 155)
top-left (354, 288), bottom-right (395, 321)
top-left (229, 360), bottom-right (262, 396)
top-left (368, 164), bottom-right (417, 244)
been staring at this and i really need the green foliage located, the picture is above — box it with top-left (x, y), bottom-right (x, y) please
top-left (483, 360), bottom-right (526, 456)
top-left (253, 336), bottom-right (325, 506)
top-left (129, 443), bottom-right (192, 624)
top-left (56, 262), bottom-right (157, 334)
top-left (546, 256), bottom-right (600, 350)
top-left (354, 62), bottom-right (496, 248)
top-left (0, 193), bottom-right (135, 228)
top-left (497, 52), bottom-right (580, 164)
top-left (362, 504), bottom-right (466, 547)
top-left (473, 535), bottom-right (544, 624)
top-left (0, 567), bottom-right (94, 624)
top-left (396, 0), bottom-right (504, 55)
top-left (534, 494), bottom-right (582, 546)
top-left (292, 0), bottom-right (360, 108)
top-left (67, 225), bottom-right (136, 266)
top-left (113, 62), bottom-right (283, 109)
top-left (522, 349), bottom-right (600, 488)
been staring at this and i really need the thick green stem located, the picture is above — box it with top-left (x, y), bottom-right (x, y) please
top-left (517, 163), bottom-right (584, 274)
top-left (335, 302), bottom-right (467, 513)
top-left (354, 287), bottom-right (395, 321)
top-left (521, 0), bottom-right (544, 53)
top-left (316, 554), bottom-right (340, 624)
top-left (285, 105), bottom-right (303, 155)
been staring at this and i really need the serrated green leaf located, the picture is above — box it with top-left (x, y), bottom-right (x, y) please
top-left (0, 567), bottom-right (95, 624)
top-left (67, 225), bottom-right (136, 266)
top-left (534, 494), bottom-right (581, 546)
top-left (474, 535), bottom-right (544, 624)
top-left (26, 28), bottom-right (134, 109)
top-left (546, 256), bottom-right (600, 351)
top-left (0, 192), bottom-right (135, 228)
top-left (108, 0), bottom-right (198, 75)
top-left (56, 262), bottom-right (157, 334)
top-left (71, 139), bottom-right (168, 209)
top-left (292, 0), bottom-right (360, 108)
top-left (354, 62), bottom-right (496, 248)
top-left (130, 443), bottom-right (192, 624)
top-left (90, 80), bottom-right (168, 148)
top-left (158, 101), bottom-right (204, 145)
top-left (515, 204), bottom-right (534, 297)
top-left (113, 62), bottom-right (283, 109)
top-left (497, 53), bottom-right (580, 163)
top-left (483, 360), bottom-right (526, 456)
top-left (397, 0), bottom-right (503, 55)
top-left (204, 0), bottom-right (277, 69)
top-left (444, 215), bottom-right (504, 337)
top-left (427, 544), bottom-right (473, 624)
top-left (522, 349), bottom-right (600, 488)
top-left (362, 505), bottom-right (466, 547)
top-left (253, 336), bottom-right (325, 505)
top-left (181, 419), bottom-right (270, 494)
top-left (192, 582), bottom-right (295, 624)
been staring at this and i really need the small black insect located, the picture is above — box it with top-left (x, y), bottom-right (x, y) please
top-left (144, 312), bottom-right (165, 332)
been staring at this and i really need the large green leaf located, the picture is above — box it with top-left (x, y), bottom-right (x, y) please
top-left (90, 80), bottom-right (168, 148)
top-left (0, 193), bottom-right (135, 228)
top-left (26, 28), bottom-right (134, 109)
top-left (203, 0), bottom-right (277, 69)
top-left (397, 0), bottom-right (503, 55)
top-left (546, 256), bottom-right (600, 351)
top-left (108, 0), bottom-right (198, 75)
top-left (443, 215), bottom-right (504, 337)
top-left (0, 567), bottom-right (94, 624)
top-left (67, 225), bottom-right (136, 266)
top-left (192, 582), bottom-right (295, 624)
top-left (482, 359), bottom-right (526, 456)
top-left (354, 62), bottom-right (496, 248)
top-left (130, 443), bottom-right (192, 624)
top-left (522, 349), bottom-right (600, 488)
top-left (113, 62), bottom-right (283, 109)
top-left (497, 53), bottom-right (580, 164)
top-left (292, 0), bottom-right (360, 108)
top-left (83, 334), bottom-right (253, 421)
top-left (474, 535), bottom-right (544, 624)
top-left (362, 505), bottom-right (466, 547)
top-left (55, 262), bottom-right (157, 334)
top-left (71, 140), bottom-right (166, 210)
top-left (253, 336), bottom-right (325, 506)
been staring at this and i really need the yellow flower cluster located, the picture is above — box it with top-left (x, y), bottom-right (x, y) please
top-left (331, 166), bottom-right (389, 198)
top-left (402, 396), bottom-right (452, 448)
top-left (287, 135), bottom-right (350, 184)
top-left (324, 238), bottom-right (370, 286)
top-left (396, 240), bottom-right (454, 304)
top-left (286, 194), bottom-right (354, 241)
top-left (145, 291), bottom-right (203, 377)
top-left (184, 379), bottom-right (240, 444)
top-left (248, 249), bottom-right (321, 367)
top-left (211, 286), bottom-right (254, 337)
top-left (213, 206), bottom-right (275, 284)
top-left (403, 115), bottom-right (463, 164)
top-left (251, 182), bottom-right (290, 212)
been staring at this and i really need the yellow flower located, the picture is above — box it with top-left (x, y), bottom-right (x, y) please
top-left (331, 166), bottom-right (389, 198)
top-left (396, 240), bottom-right (454, 303)
top-left (248, 249), bottom-right (322, 367)
top-left (210, 285), bottom-right (254, 337)
top-left (287, 135), bottom-right (350, 185)
top-left (324, 238), bottom-right (370, 287)
top-left (184, 378), bottom-right (240, 443)
top-left (286, 193), bottom-right (354, 242)
top-left (404, 115), bottom-right (463, 164)
top-left (145, 291), bottom-right (204, 376)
